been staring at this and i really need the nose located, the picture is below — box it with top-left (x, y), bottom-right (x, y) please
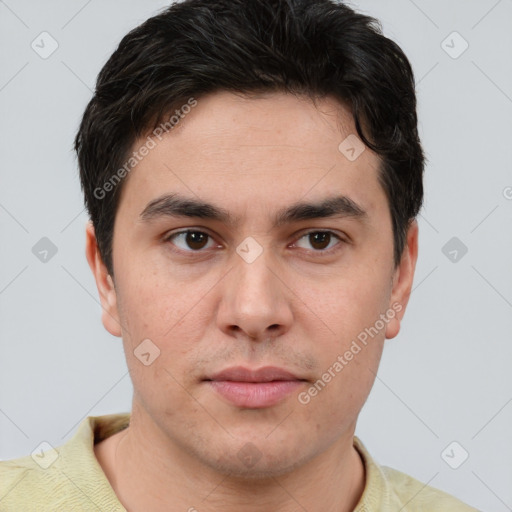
top-left (216, 244), bottom-right (293, 342)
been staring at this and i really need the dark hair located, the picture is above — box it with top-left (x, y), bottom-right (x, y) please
top-left (75, 0), bottom-right (424, 276)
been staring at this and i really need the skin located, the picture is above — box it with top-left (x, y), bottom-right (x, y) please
top-left (87, 90), bottom-right (418, 512)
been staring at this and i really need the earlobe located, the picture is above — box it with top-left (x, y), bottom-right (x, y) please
top-left (385, 220), bottom-right (419, 340)
top-left (85, 221), bottom-right (123, 337)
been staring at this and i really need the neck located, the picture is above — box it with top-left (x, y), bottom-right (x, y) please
top-left (95, 408), bottom-right (366, 512)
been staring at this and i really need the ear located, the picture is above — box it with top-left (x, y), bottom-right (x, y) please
top-left (385, 219), bottom-right (419, 340)
top-left (85, 221), bottom-right (122, 337)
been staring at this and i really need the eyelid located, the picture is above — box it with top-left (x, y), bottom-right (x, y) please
top-left (163, 227), bottom-right (347, 255)
top-left (291, 229), bottom-right (347, 254)
top-left (162, 228), bottom-right (221, 249)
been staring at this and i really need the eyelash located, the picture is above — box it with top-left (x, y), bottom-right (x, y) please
top-left (162, 229), bottom-right (346, 256)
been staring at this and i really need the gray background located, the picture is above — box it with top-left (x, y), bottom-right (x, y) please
top-left (0, 1), bottom-right (511, 510)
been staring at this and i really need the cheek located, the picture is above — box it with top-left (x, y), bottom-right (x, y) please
top-left (296, 269), bottom-right (391, 421)
top-left (297, 336), bottom-right (384, 436)
top-left (114, 265), bottom-right (215, 390)
top-left (308, 267), bottom-right (392, 344)
top-left (115, 261), bottom-right (197, 341)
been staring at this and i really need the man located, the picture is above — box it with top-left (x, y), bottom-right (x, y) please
top-left (0, 0), bottom-right (479, 510)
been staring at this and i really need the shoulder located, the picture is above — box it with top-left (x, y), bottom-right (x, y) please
top-left (381, 465), bottom-right (480, 511)
top-left (0, 414), bottom-right (130, 512)
top-left (352, 436), bottom-right (480, 511)
top-left (0, 454), bottom-right (63, 512)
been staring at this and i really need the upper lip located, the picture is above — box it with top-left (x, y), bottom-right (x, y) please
top-left (207, 366), bottom-right (306, 382)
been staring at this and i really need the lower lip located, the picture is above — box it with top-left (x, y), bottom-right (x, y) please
top-left (208, 380), bottom-right (304, 408)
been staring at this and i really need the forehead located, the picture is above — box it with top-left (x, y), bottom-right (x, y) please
top-left (118, 91), bottom-right (385, 221)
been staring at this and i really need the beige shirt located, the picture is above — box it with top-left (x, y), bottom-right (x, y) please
top-left (0, 413), bottom-right (479, 511)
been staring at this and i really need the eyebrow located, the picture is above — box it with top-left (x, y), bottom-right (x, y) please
top-left (139, 192), bottom-right (368, 227)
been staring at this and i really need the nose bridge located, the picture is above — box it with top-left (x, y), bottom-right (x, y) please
top-left (218, 237), bottom-right (292, 339)
top-left (234, 240), bottom-right (277, 310)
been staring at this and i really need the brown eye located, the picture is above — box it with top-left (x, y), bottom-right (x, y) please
top-left (309, 232), bottom-right (331, 250)
top-left (184, 231), bottom-right (209, 250)
top-left (294, 231), bottom-right (343, 252)
top-left (165, 230), bottom-right (215, 251)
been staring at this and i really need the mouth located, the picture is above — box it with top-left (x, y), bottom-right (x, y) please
top-left (204, 366), bottom-right (309, 409)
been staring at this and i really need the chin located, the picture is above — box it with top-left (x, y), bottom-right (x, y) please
top-left (199, 438), bottom-right (315, 480)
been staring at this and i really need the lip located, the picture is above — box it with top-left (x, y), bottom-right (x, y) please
top-left (205, 366), bottom-right (307, 408)
top-left (208, 366), bottom-right (304, 383)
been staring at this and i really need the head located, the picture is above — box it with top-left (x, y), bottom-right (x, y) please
top-left (78, 0), bottom-right (424, 478)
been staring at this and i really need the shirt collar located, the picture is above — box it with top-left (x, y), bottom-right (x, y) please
top-left (63, 414), bottom-right (396, 510)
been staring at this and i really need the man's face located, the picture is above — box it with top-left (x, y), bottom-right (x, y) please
top-left (88, 91), bottom-right (417, 477)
